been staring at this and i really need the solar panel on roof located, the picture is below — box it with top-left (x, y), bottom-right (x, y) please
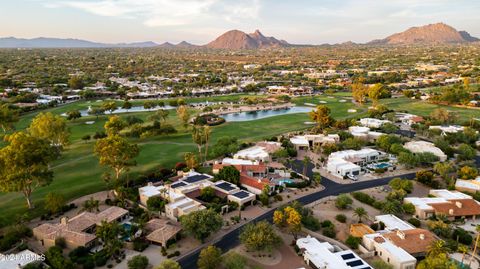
top-left (216, 182), bottom-right (236, 191)
top-left (233, 191), bottom-right (250, 199)
top-left (184, 174), bottom-right (209, 183)
top-left (341, 253), bottom-right (355, 260)
top-left (346, 260), bottom-right (363, 267)
top-left (171, 181), bottom-right (187, 188)
top-left (360, 267), bottom-right (371, 269)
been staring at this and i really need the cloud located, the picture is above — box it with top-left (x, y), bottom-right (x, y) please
top-left (47, 0), bottom-right (261, 26)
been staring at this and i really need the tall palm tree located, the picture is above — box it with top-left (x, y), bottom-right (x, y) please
top-left (302, 156), bottom-right (311, 177)
top-left (469, 225), bottom-right (480, 267)
top-left (203, 125), bottom-right (212, 163)
top-left (353, 207), bottom-right (368, 223)
top-left (191, 126), bottom-right (206, 163)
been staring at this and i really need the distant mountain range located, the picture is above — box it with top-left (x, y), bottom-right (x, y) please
top-left (369, 23), bottom-right (479, 45)
top-left (0, 37), bottom-right (159, 48)
top-left (0, 23), bottom-right (478, 49)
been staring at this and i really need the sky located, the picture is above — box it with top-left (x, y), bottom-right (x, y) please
top-left (1, 0), bottom-right (480, 44)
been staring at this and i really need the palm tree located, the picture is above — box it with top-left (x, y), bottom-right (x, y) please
top-left (82, 197), bottom-right (99, 213)
top-left (203, 125), bottom-right (212, 163)
top-left (427, 240), bottom-right (450, 257)
top-left (469, 225), bottom-right (480, 267)
top-left (302, 156), bottom-right (311, 177)
top-left (191, 126), bottom-right (206, 163)
top-left (353, 207), bottom-right (368, 223)
top-left (458, 244), bottom-right (469, 266)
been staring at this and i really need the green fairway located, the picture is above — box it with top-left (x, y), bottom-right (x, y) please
top-left (0, 93), bottom-right (476, 227)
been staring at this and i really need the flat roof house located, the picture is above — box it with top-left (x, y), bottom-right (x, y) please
top-left (455, 177), bottom-right (480, 193)
top-left (33, 206), bottom-right (128, 250)
top-left (359, 118), bottom-right (391, 128)
top-left (326, 148), bottom-right (386, 179)
top-left (213, 162), bottom-right (275, 195)
top-left (404, 189), bottom-right (480, 220)
top-left (297, 236), bottom-right (371, 269)
top-left (290, 134), bottom-right (339, 151)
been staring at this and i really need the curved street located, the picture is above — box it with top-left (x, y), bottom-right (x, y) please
top-left (178, 159), bottom-right (417, 269)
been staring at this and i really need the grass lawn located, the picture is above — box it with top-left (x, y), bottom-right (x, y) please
top-left (0, 92), bottom-right (477, 227)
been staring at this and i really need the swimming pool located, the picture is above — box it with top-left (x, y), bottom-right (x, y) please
top-left (121, 223), bottom-right (132, 241)
top-left (371, 162), bottom-right (392, 169)
top-left (278, 179), bottom-right (295, 185)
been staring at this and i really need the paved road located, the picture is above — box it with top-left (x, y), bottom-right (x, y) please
top-left (178, 159), bottom-right (417, 269)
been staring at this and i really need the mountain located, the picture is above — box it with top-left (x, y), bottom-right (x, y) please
top-left (459, 31), bottom-right (480, 42)
top-left (205, 30), bottom-right (289, 49)
top-left (0, 37), bottom-right (159, 48)
top-left (176, 41), bottom-right (198, 48)
top-left (370, 23), bottom-right (479, 45)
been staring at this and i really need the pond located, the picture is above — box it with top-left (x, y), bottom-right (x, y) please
top-left (221, 106), bottom-right (312, 122)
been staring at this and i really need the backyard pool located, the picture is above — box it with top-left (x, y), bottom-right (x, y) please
top-left (368, 162), bottom-right (393, 170)
top-left (121, 222), bottom-right (132, 241)
top-left (221, 106), bottom-right (311, 122)
top-left (276, 179), bottom-right (295, 185)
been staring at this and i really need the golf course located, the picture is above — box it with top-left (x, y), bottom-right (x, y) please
top-left (0, 92), bottom-right (477, 227)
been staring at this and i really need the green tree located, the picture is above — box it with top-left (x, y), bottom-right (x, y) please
top-left (223, 251), bottom-right (246, 269)
top-left (143, 101), bottom-right (157, 109)
top-left (66, 110), bottom-right (81, 121)
top-left (94, 134), bottom-right (139, 182)
top-left (156, 259), bottom-right (181, 269)
top-left (149, 109), bottom-right (169, 123)
top-left (45, 246), bottom-right (75, 269)
top-left (0, 104), bottom-right (19, 133)
top-left (388, 178), bottom-right (413, 193)
top-left (368, 83), bottom-right (385, 106)
top-left (198, 246), bottom-right (222, 269)
top-left (239, 221), bottom-right (282, 252)
top-left (214, 166), bottom-right (241, 185)
top-left (44, 192), bottom-right (65, 214)
top-left (0, 132), bottom-right (57, 208)
top-left (457, 144), bottom-right (476, 161)
top-left (176, 105), bottom-right (190, 129)
top-left (104, 115), bottom-right (126, 136)
top-left (179, 209), bottom-right (223, 242)
top-left (96, 220), bottom-right (124, 258)
top-left (28, 112), bottom-right (70, 148)
top-left (434, 162), bottom-right (455, 182)
top-left (82, 197), bottom-right (100, 212)
top-left (127, 255), bottom-right (149, 269)
top-left (335, 194), bottom-right (353, 209)
top-left (309, 105), bottom-right (334, 132)
top-left (382, 200), bottom-right (403, 216)
top-left (68, 76), bottom-right (84, 89)
top-left (184, 152), bottom-right (198, 170)
top-left (146, 196), bottom-right (165, 213)
top-left (191, 125), bottom-right (207, 162)
top-left (353, 207), bottom-right (368, 223)
top-left (102, 101), bottom-right (118, 114)
top-left (122, 101), bottom-right (132, 110)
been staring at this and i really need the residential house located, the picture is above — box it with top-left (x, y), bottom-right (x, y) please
top-left (326, 148), bottom-right (386, 178)
top-left (33, 206), bottom-right (128, 250)
top-left (144, 218), bottom-right (182, 247)
top-left (455, 177), bottom-right (480, 193)
top-left (359, 118), bottom-right (391, 128)
top-left (290, 134), bottom-right (340, 151)
top-left (297, 236), bottom-right (371, 269)
top-left (404, 189), bottom-right (480, 220)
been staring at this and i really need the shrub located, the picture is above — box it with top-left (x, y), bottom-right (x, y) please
top-left (321, 220), bottom-right (334, 228)
top-left (335, 214), bottom-right (347, 223)
top-left (345, 236), bottom-right (362, 249)
top-left (407, 218), bottom-right (421, 227)
top-left (452, 228), bottom-right (473, 245)
top-left (322, 226), bottom-right (336, 238)
top-left (54, 237), bottom-right (66, 249)
top-left (402, 203), bottom-right (416, 215)
top-left (133, 238), bottom-right (149, 252)
top-left (302, 215), bottom-right (321, 231)
top-left (335, 194), bottom-right (353, 209)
